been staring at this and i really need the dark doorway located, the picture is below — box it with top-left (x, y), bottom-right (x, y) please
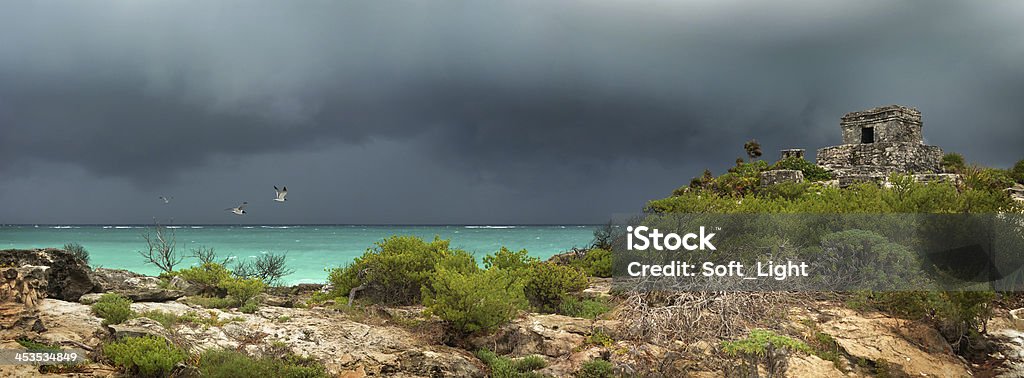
top-left (861, 127), bottom-right (874, 143)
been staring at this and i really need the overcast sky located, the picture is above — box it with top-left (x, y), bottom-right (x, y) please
top-left (1, 1), bottom-right (1023, 224)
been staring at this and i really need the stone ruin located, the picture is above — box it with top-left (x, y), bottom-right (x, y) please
top-left (816, 105), bottom-right (944, 182)
top-left (764, 104), bottom-right (965, 187)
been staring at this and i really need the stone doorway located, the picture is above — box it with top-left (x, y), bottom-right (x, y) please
top-left (861, 127), bottom-right (874, 143)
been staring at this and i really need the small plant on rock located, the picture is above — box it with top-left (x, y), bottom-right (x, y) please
top-left (103, 336), bottom-right (187, 378)
top-left (91, 293), bottom-right (133, 326)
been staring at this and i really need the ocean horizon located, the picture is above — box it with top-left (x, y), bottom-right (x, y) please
top-left (0, 224), bottom-right (597, 285)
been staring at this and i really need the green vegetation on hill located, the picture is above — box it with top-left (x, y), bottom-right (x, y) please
top-left (646, 144), bottom-right (1023, 357)
top-left (324, 235), bottom-right (600, 335)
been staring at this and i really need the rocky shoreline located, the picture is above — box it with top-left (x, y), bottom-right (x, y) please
top-left (4, 248), bottom-right (1024, 377)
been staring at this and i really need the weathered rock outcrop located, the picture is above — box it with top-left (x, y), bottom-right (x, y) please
top-left (29, 298), bottom-right (487, 377)
top-left (796, 305), bottom-right (971, 377)
top-left (0, 266), bottom-right (48, 333)
top-left (0, 249), bottom-right (97, 301)
top-left (91, 268), bottom-right (192, 302)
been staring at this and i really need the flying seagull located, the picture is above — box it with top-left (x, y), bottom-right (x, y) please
top-left (159, 196), bottom-right (172, 204)
top-left (226, 202), bottom-right (248, 215)
top-left (273, 186), bottom-right (288, 202)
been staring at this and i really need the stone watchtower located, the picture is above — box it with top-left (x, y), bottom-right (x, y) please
top-left (816, 105), bottom-right (943, 180)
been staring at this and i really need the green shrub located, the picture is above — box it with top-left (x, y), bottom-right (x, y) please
top-left (962, 166), bottom-right (1016, 192)
top-left (813, 230), bottom-right (929, 291)
top-left (721, 329), bottom-right (809, 378)
top-left (586, 329), bottom-right (615, 348)
top-left (103, 336), bottom-right (186, 378)
top-left (569, 248), bottom-right (612, 278)
top-left (91, 293), bottom-right (133, 326)
top-left (575, 359), bottom-right (615, 378)
top-left (328, 236), bottom-right (474, 305)
top-left (183, 296), bottom-right (235, 309)
top-left (197, 349), bottom-right (329, 378)
top-left (771, 156), bottom-right (834, 181)
top-left (483, 247), bottom-right (537, 271)
top-left (475, 349), bottom-right (547, 378)
top-left (63, 242), bottom-right (89, 264)
top-left (423, 267), bottom-right (527, 335)
top-left (177, 262), bottom-right (232, 295)
top-left (523, 262), bottom-right (589, 313)
top-left (757, 182), bottom-right (812, 201)
top-left (220, 276), bottom-right (266, 306)
top-left (1013, 159), bottom-right (1024, 184)
top-left (942, 153), bottom-right (966, 173)
top-left (558, 296), bottom-right (613, 319)
top-left (136, 310), bottom-right (182, 329)
top-left (239, 299), bottom-right (260, 314)
top-left (17, 338), bottom-right (61, 353)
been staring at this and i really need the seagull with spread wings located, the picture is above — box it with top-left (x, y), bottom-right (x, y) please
top-left (273, 186), bottom-right (288, 202)
top-left (226, 202), bottom-right (248, 215)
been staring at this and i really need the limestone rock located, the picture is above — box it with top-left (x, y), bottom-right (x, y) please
top-left (110, 317), bottom-right (172, 342)
top-left (0, 248), bottom-right (97, 301)
top-left (815, 306), bottom-right (970, 377)
top-left (92, 268), bottom-right (186, 302)
top-left (0, 266), bottom-right (48, 332)
top-left (114, 302), bottom-right (485, 377)
top-left (468, 314), bottom-right (593, 358)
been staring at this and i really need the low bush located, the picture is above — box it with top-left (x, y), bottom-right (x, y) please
top-left (328, 236), bottom-right (474, 305)
top-left (63, 242), bottom-right (90, 264)
top-left (91, 293), bottom-right (133, 326)
top-left (17, 338), bottom-right (61, 353)
top-left (177, 262), bottom-right (232, 295)
top-left (239, 299), bottom-right (260, 314)
top-left (197, 349), bottom-right (329, 378)
top-left (183, 296), bottom-right (235, 309)
top-left (136, 310), bottom-right (181, 329)
top-left (942, 153), bottom-right (966, 173)
top-left (103, 336), bottom-right (187, 378)
top-left (475, 349), bottom-right (548, 378)
top-left (523, 262), bottom-right (589, 313)
top-left (962, 166), bottom-right (1016, 192)
top-left (721, 329), bottom-right (809, 378)
top-left (220, 276), bottom-right (266, 306)
top-left (771, 156), bottom-right (834, 181)
top-left (575, 359), bottom-right (615, 378)
top-left (558, 296), bottom-right (613, 319)
top-left (569, 248), bottom-right (612, 278)
top-left (483, 247), bottom-right (537, 271)
top-left (423, 267), bottom-right (527, 335)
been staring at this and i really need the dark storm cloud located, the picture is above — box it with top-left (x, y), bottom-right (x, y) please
top-left (1, 0), bottom-right (1023, 223)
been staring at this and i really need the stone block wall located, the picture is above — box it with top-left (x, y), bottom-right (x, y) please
top-left (817, 142), bottom-right (943, 178)
top-left (760, 170), bottom-right (804, 186)
top-left (840, 105), bottom-right (923, 144)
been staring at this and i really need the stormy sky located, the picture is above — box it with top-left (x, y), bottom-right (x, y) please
top-left (1, 1), bottom-right (1022, 224)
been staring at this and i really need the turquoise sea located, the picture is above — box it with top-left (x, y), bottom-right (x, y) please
top-left (0, 225), bottom-right (596, 284)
